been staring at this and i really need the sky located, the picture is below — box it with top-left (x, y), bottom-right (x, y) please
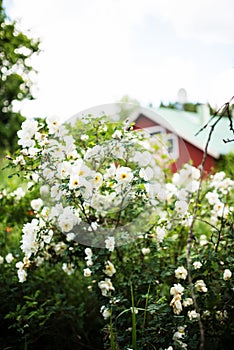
top-left (4, 0), bottom-right (234, 120)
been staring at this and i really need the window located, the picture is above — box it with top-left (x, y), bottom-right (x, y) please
top-left (145, 126), bottom-right (166, 136)
top-left (166, 133), bottom-right (179, 159)
top-left (140, 126), bottom-right (179, 160)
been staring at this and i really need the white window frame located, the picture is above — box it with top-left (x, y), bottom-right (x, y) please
top-left (145, 125), bottom-right (166, 136)
top-left (166, 133), bottom-right (179, 160)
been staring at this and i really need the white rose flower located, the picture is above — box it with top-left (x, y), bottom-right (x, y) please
top-left (66, 232), bottom-right (76, 242)
top-left (223, 269), bottom-right (232, 280)
top-left (13, 187), bottom-right (25, 200)
top-left (85, 248), bottom-right (93, 259)
top-left (31, 198), bottom-right (43, 212)
top-left (116, 166), bottom-right (133, 184)
top-left (5, 253), bottom-right (14, 264)
top-left (62, 263), bottom-right (75, 275)
top-left (156, 226), bottom-right (166, 242)
top-left (142, 247), bottom-right (151, 255)
top-left (175, 266), bottom-right (188, 280)
top-left (105, 236), bottom-right (115, 252)
top-left (83, 268), bottom-right (92, 277)
top-left (205, 191), bottom-right (220, 205)
top-left (80, 134), bottom-right (89, 141)
top-left (16, 261), bottom-right (28, 283)
top-left (100, 306), bottom-right (111, 320)
top-left (175, 200), bottom-right (188, 215)
top-left (193, 261), bottom-right (202, 269)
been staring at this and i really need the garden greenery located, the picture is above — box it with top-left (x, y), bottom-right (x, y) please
top-left (1, 112), bottom-right (234, 350)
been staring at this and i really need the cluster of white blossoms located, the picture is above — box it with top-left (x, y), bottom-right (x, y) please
top-left (0, 187), bottom-right (26, 201)
top-left (20, 218), bottom-right (40, 258)
top-left (11, 113), bottom-right (233, 350)
top-left (170, 271), bottom-right (197, 316)
top-left (205, 171), bottom-right (234, 224)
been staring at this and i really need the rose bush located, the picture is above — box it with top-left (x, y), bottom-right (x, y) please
top-left (1, 112), bottom-right (234, 349)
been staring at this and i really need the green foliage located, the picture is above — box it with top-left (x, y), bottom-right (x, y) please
top-left (0, 186), bottom-right (104, 350)
top-left (0, 115), bottom-right (234, 350)
top-left (216, 152), bottom-right (234, 178)
top-left (0, 0), bottom-right (40, 151)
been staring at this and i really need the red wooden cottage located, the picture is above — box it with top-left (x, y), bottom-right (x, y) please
top-left (129, 105), bottom-right (234, 173)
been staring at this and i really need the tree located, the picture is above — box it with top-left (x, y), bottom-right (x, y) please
top-left (0, 0), bottom-right (40, 152)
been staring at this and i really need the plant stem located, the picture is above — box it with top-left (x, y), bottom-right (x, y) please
top-left (130, 283), bottom-right (137, 350)
top-left (143, 284), bottom-right (150, 330)
top-left (110, 306), bottom-right (115, 350)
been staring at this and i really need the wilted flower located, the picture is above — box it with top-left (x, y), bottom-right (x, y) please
top-left (202, 310), bottom-right (211, 318)
top-left (183, 298), bottom-right (193, 307)
top-left (173, 326), bottom-right (186, 340)
top-left (188, 310), bottom-right (200, 321)
top-left (170, 294), bottom-right (183, 315)
top-left (195, 280), bottom-right (208, 293)
top-left (98, 278), bottom-right (115, 296)
top-left (103, 261), bottom-right (116, 277)
top-left (170, 283), bottom-right (184, 296)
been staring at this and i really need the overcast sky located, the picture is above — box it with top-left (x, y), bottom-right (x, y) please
top-left (4, 0), bottom-right (234, 120)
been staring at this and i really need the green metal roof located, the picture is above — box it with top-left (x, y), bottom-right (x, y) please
top-left (139, 107), bottom-right (234, 158)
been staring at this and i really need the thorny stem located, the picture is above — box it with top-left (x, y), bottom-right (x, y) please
top-left (186, 97), bottom-right (233, 350)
